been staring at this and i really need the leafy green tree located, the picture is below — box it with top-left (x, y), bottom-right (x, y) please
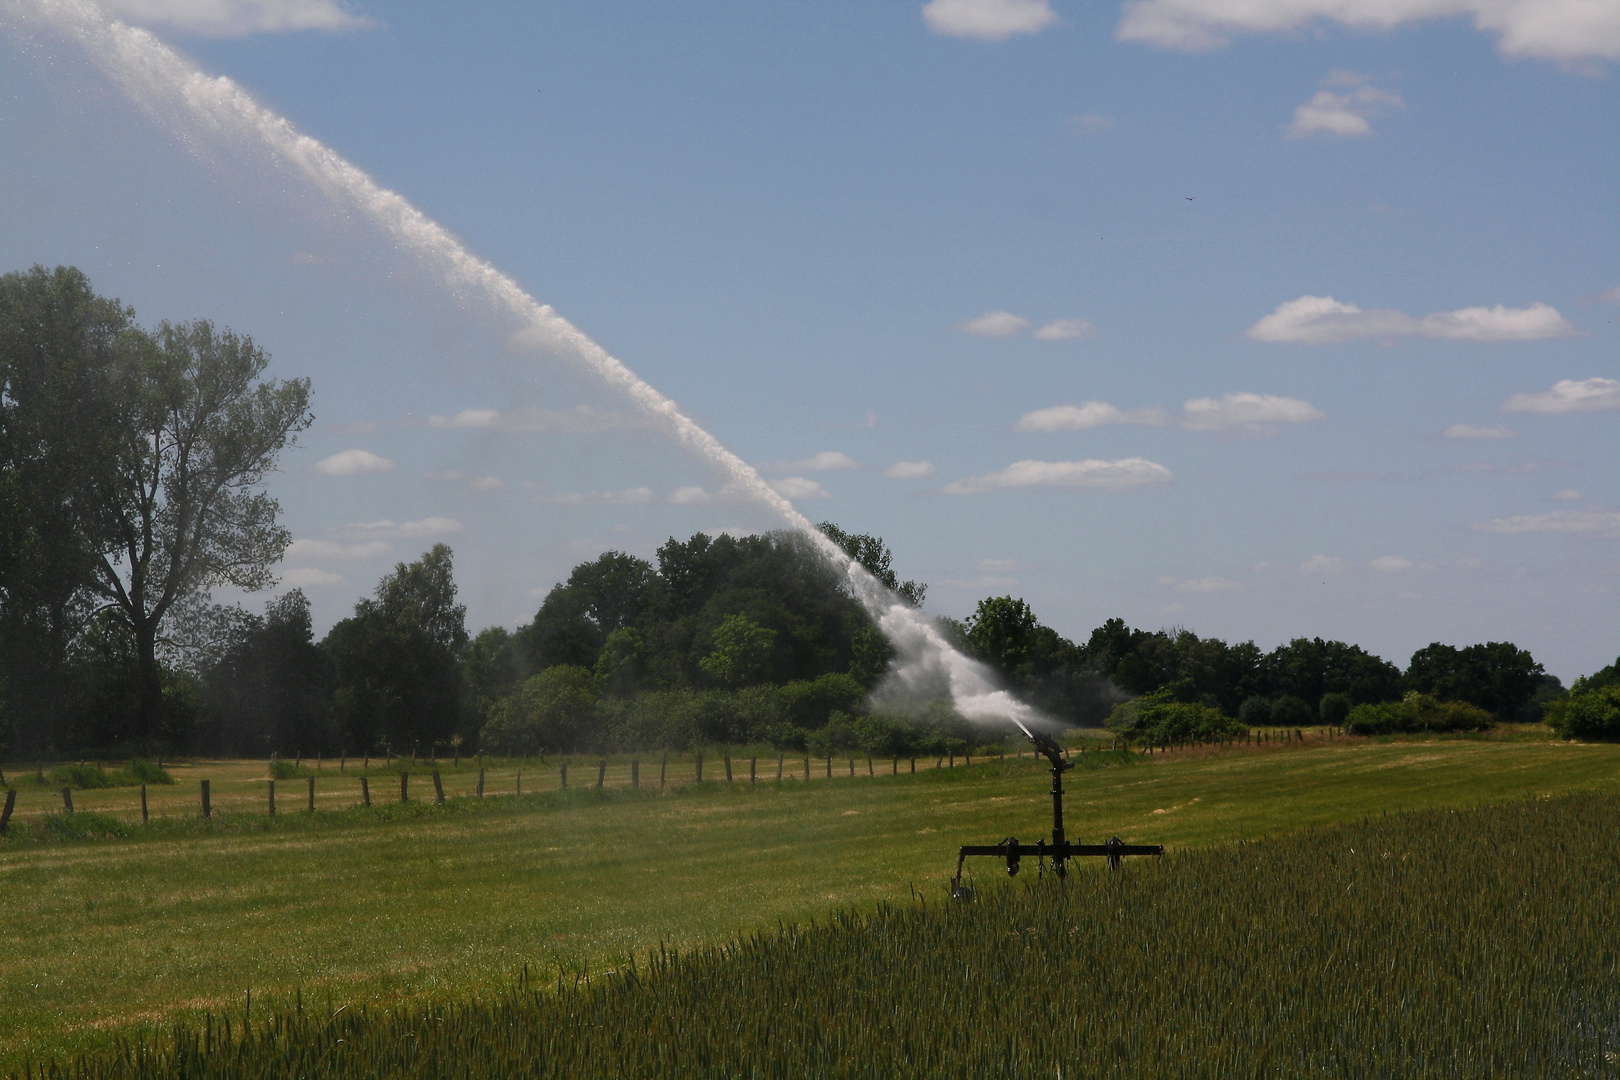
top-left (196, 590), bottom-right (333, 755)
top-left (1319, 692), bottom-right (1353, 726)
top-left (480, 665), bottom-right (598, 755)
top-left (324, 545), bottom-right (467, 753)
top-left (1405, 642), bottom-right (1545, 720)
top-left (700, 614), bottom-right (777, 688)
top-left (1345, 692), bottom-right (1494, 735)
top-left (1108, 690), bottom-right (1244, 744)
top-left (817, 522), bottom-right (926, 606)
top-left (1256, 638), bottom-right (1403, 712)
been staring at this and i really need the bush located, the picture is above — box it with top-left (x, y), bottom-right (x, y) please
top-left (1345, 693), bottom-right (1493, 735)
top-left (269, 760), bottom-right (314, 780)
top-left (1237, 697), bottom-right (1272, 727)
top-left (1271, 695), bottom-right (1312, 727)
top-left (45, 761), bottom-right (175, 788)
top-left (480, 665), bottom-right (598, 755)
top-left (1551, 681), bottom-right (1620, 741)
top-left (1319, 692), bottom-right (1352, 726)
top-left (1109, 691), bottom-right (1245, 744)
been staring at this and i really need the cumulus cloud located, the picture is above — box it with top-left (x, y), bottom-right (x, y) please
top-left (1473, 510), bottom-right (1620, 537)
top-left (1287, 83), bottom-right (1403, 139)
top-left (279, 568), bottom-right (345, 588)
top-left (770, 477), bottom-right (832, 501)
top-left (284, 538), bottom-right (391, 562)
top-left (426, 469), bottom-right (506, 490)
top-left (942, 457), bottom-right (1174, 495)
top-left (1180, 392), bottom-right (1322, 434)
top-left (668, 483), bottom-right (748, 506)
top-left (1157, 575), bottom-right (1242, 593)
top-left (102, 0), bottom-right (370, 36)
top-left (766, 451), bottom-right (858, 473)
top-left (1016, 401), bottom-right (1168, 432)
top-left (1300, 554), bottom-right (1349, 573)
top-left (1368, 555), bottom-right (1414, 572)
top-left (1248, 296), bottom-right (1578, 345)
top-left (1113, 0), bottom-right (1620, 63)
top-left (1554, 490), bottom-right (1582, 501)
top-left (923, 0), bottom-right (1057, 40)
top-left (1443, 423), bottom-right (1514, 439)
top-left (1032, 318), bottom-right (1098, 341)
top-left (959, 311), bottom-right (1031, 337)
top-left (427, 405), bottom-right (628, 434)
top-left (885, 460), bottom-right (937, 480)
top-left (315, 448), bottom-right (395, 476)
top-left (536, 488), bottom-right (654, 505)
top-left (337, 517), bottom-right (463, 540)
top-left (1502, 377), bottom-right (1620, 414)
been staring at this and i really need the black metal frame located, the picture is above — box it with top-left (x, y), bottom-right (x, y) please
top-left (952, 729), bottom-right (1162, 890)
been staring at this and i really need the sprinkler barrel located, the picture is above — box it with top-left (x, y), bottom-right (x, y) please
top-left (951, 728), bottom-right (1162, 893)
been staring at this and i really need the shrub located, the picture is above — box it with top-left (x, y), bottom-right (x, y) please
top-left (1109, 691), bottom-right (1244, 744)
top-left (1551, 681), bottom-right (1620, 741)
top-left (48, 763), bottom-right (114, 788)
top-left (37, 811), bottom-right (133, 842)
top-left (1319, 692), bottom-right (1352, 726)
top-left (1237, 697), bottom-right (1272, 727)
top-left (1345, 692), bottom-right (1493, 735)
top-left (1271, 695), bottom-right (1312, 727)
top-left (480, 665), bottom-right (598, 755)
top-left (269, 760), bottom-right (314, 780)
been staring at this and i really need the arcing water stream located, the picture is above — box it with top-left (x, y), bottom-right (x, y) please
top-left (5, 0), bottom-right (1044, 734)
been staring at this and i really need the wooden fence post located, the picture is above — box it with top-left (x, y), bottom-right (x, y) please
top-left (867, 755), bottom-right (873, 776)
top-left (892, 756), bottom-right (898, 775)
top-left (399, 772), bottom-right (409, 803)
top-left (141, 783), bottom-right (149, 824)
top-left (517, 768), bottom-right (523, 795)
top-left (61, 787), bottom-right (74, 813)
top-left (660, 751), bottom-right (668, 789)
top-left (361, 776), bottom-right (371, 807)
top-left (0, 788), bottom-right (16, 836)
top-left (596, 761), bottom-right (606, 790)
top-left (965, 752), bottom-right (972, 767)
top-left (267, 779), bottom-right (276, 816)
top-left (631, 760), bottom-right (640, 789)
top-left (847, 758), bottom-right (854, 777)
top-left (910, 758), bottom-right (916, 773)
top-left (695, 752), bottom-right (704, 783)
top-left (340, 756), bottom-right (346, 774)
top-left (750, 757), bottom-right (757, 784)
top-left (477, 768), bottom-right (485, 798)
top-left (560, 764), bottom-right (567, 790)
top-left (949, 752), bottom-right (955, 768)
top-left (201, 779), bottom-right (211, 818)
top-left (776, 754), bottom-right (784, 781)
top-left (724, 753), bottom-right (732, 783)
top-left (803, 756), bottom-right (810, 781)
top-left (825, 757), bottom-right (832, 779)
top-left (432, 770), bottom-right (445, 804)
top-left (308, 776), bottom-right (316, 812)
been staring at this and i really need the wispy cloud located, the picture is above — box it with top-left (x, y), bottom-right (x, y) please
top-left (535, 488), bottom-right (654, 505)
top-left (1300, 554), bottom-right (1349, 573)
top-left (1368, 555), bottom-right (1415, 572)
top-left (1288, 75), bottom-right (1403, 138)
top-left (771, 477), bottom-right (832, 500)
top-left (959, 310), bottom-right (1030, 337)
top-left (1473, 510), bottom-right (1620, 537)
top-left (1016, 402), bottom-right (1168, 432)
top-left (427, 405), bottom-right (628, 434)
top-left (1248, 296), bottom-right (1578, 345)
top-left (1157, 575), bottom-right (1241, 593)
top-left (764, 451), bottom-right (858, 473)
top-left (315, 448), bottom-right (395, 476)
top-left (1181, 392), bottom-right (1322, 434)
top-left (1443, 423), bottom-right (1514, 439)
top-left (923, 0), bottom-right (1057, 40)
top-left (943, 458), bottom-right (1174, 495)
top-left (1064, 112), bottom-right (1115, 132)
top-left (426, 469), bottom-right (506, 489)
top-left (278, 567), bottom-right (346, 587)
top-left (668, 484), bottom-right (748, 506)
top-left (1502, 377), bottom-right (1620, 414)
top-left (284, 538), bottom-right (391, 561)
top-left (337, 517), bottom-right (464, 540)
top-left (884, 461), bottom-right (937, 480)
top-left (102, 0), bottom-right (371, 37)
top-left (1031, 318), bottom-right (1098, 341)
top-left (1113, 0), bottom-right (1620, 63)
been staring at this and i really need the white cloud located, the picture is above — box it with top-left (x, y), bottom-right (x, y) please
top-left (767, 451), bottom-right (858, 473)
top-left (1594, 285), bottom-right (1620, 304)
top-left (1180, 392), bottom-right (1323, 434)
top-left (1016, 401), bottom-right (1169, 431)
top-left (1157, 575), bottom-right (1242, 593)
top-left (959, 310), bottom-right (1030, 337)
top-left (1064, 112), bottom-right (1116, 132)
top-left (1032, 318), bottom-right (1098, 341)
top-left (427, 469), bottom-right (506, 490)
top-left (943, 457), bottom-right (1174, 495)
top-left (1473, 510), bottom-right (1620, 537)
top-left (922, 0), bottom-right (1057, 40)
top-left (884, 460), bottom-right (937, 480)
top-left (770, 477), bottom-right (832, 501)
top-left (1368, 555), bottom-right (1414, 572)
top-left (941, 575), bottom-right (1021, 589)
top-left (315, 448), bottom-right (394, 476)
top-left (279, 568), bottom-right (345, 588)
top-left (427, 405), bottom-right (628, 434)
top-left (1113, 0), bottom-right (1620, 63)
top-left (284, 538), bottom-right (391, 561)
top-left (470, 476), bottom-right (505, 490)
top-left (536, 488), bottom-right (654, 505)
top-left (668, 484), bottom-right (748, 506)
top-left (337, 517), bottom-right (463, 540)
top-left (1247, 296), bottom-right (1578, 345)
top-left (1299, 554), bottom-right (1349, 573)
top-left (102, 0), bottom-right (370, 36)
top-left (1287, 85), bottom-right (1403, 139)
top-left (1554, 490), bottom-right (1582, 501)
top-left (1443, 423), bottom-right (1514, 439)
top-left (1502, 377), bottom-right (1620, 414)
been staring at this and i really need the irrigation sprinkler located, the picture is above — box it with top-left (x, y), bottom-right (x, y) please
top-left (950, 726), bottom-right (1161, 899)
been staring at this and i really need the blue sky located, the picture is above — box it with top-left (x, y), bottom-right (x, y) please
top-left (1, 0), bottom-right (1616, 680)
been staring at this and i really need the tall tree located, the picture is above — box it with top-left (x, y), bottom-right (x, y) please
top-left (87, 318), bottom-right (311, 741)
top-left (817, 522), bottom-right (927, 607)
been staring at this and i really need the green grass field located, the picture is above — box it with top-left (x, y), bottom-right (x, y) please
top-left (3, 731), bottom-right (1618, 1071)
